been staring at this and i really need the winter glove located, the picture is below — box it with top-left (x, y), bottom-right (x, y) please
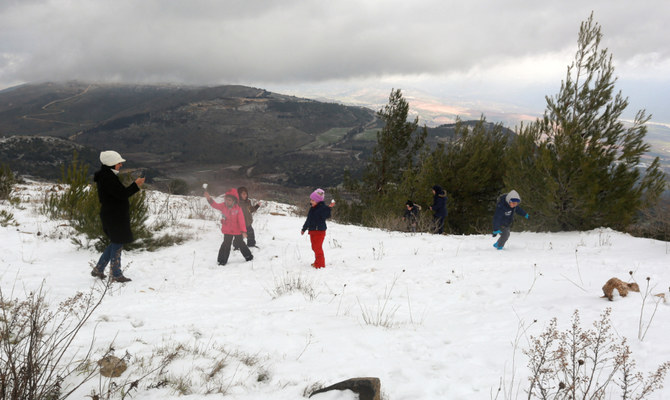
top-left (525, 213), bottom-right (529, 219)
top-left (492, 230), bottom-right (502, 237)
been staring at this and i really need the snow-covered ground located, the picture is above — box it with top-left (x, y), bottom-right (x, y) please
top-left (1, 181), bottom-right (669, 399)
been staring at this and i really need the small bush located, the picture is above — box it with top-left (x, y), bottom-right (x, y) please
top-left (142, 233), bottom-right (187, 251)
top-left (267, 272), bottom-right (316, 300)
top-left (0, 209), bottom-right (17, 227)
top-left (41, 152), bottom-right (92, 221)
top-left (0, 163), bottom-right (16, 200)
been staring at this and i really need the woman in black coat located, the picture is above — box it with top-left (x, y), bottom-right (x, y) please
top-left (90, 151), bottom-right (145, 283)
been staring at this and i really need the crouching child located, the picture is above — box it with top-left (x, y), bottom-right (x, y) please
top-left (403, 200), bottom-right (421, 232)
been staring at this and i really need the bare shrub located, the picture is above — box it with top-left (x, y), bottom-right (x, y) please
top-left (358, 207), bottom-right (437, 233)
top-left (627, 194), bottom-right (670, 241)
top-left (357, 270), bottom-right (411, 328)
top-left (127, 339), bottom-right (269, 397)
top-left (523, 308), bottom-right (670, 399)
top-left (185, 195), bottom-right (217, 220)
top-left (368, 213), bottom-right (406, 232)
top-left (0, 281), bottom-right (109, 399)
top-left (266, 272), bottom-right (316, 301)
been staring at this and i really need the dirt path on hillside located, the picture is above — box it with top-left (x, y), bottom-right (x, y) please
top-left (20, 84), bottom-right (92, 125)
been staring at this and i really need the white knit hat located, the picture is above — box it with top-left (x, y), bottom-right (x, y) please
top-left (99, 151), bottom-right (126, 166)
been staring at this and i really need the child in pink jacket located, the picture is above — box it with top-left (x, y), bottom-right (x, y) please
top-left (205, 188), bottom-right (253, 265)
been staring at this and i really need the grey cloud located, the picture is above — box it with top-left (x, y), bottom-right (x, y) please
top-left (1, 0), bottom-right (669, 88)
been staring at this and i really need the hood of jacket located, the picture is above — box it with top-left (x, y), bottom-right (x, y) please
top-left (505, 190), bottom-right (521, 204)
top-left (432, 185), bottom-right (446, 197)
top-left (225, 188), bottom-right (239, 204)
top-left (93, 164), bottom-right (115, 182)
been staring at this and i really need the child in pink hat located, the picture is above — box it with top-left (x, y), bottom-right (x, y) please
top-left (301, 188), bottom-right (334, 268)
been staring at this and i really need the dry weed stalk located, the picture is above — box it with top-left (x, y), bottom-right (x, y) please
top-left (629, 272), bottom-right (664, 342)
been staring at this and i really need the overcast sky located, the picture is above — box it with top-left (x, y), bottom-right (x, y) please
top-left (1, 0), bottom-right (669, 122)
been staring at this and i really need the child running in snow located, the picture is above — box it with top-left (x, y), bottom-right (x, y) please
top-left (492, 189), bottom-right (529, 250)
top-left (301, 188), bottom-right (334, 269)
top-left (205, 188), bottom-right (253, 265)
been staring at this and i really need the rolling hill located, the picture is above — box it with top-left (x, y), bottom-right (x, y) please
top-left (1, 82), bottom-right (382, 187)
top-left (1, 82), bottom-right (505, 190)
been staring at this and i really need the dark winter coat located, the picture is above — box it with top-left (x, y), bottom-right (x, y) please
top-left (492, 193), bottom-right (528, 231)
top-left (237, 194), bottom-right (260, 226)
top-left (94, 165), bottom-right (140, 244)
top-left (431, 185), bottom-right (448, 217)
top-left (302, 202), bottom-right (331, 232)
top-left (208, 188), bottom-right (247, 235)
top-left (403, 206), bottom-right (419, 223)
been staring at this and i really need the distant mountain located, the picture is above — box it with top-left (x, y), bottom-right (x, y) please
top-left (274, 85), bottom-right (670, 175)
top-left (0, 82), bottom-right (381, 187)
top-left (1, 82), bottom-right (509, 189)
top-left (263, 84), bottom-right (541, 127)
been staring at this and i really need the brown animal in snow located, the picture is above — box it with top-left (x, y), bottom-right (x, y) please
top-left (602, 277), bottom-right (640, 301)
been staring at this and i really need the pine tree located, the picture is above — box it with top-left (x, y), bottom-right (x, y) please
top-left (0, 163), bottom-right (16, 200)
top-left (506, 13), bottom-right (666, 231)
top-left (405, 118), bottom-right (509, 233)
top-left (346, 88), bottom-right (427, 226)
top-left (362, 89), bottom-right (426, 197)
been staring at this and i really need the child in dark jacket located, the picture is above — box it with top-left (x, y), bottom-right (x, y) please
top-left (205, 188), bottom-right (253, 265)
top-left (403, 200), bottom-right (421, 232)
top-left (236, 186), bottom-right (261, 248)
top-left (492, 190), bottom-right (529, 250)
top-left (301, 188), bottom-right (334, 269)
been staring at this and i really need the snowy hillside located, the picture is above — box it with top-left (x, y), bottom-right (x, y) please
top-left (1, 181), bottom-right (669, 399)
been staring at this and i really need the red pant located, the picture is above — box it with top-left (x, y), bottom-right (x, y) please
top-left (309, 230), bottom-right (326, 268)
